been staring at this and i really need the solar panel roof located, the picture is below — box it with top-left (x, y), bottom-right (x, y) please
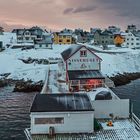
top-left (30, 93), bottom-right (94, 112)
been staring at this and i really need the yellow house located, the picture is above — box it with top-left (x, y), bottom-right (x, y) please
top-left (53, 29), bottom-right (74, 44)
top-left (114, 34), bottom-right (125, 46)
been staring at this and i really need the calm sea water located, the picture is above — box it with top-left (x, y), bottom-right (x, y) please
top-left (0, 79), bottom-right (140, 140)
top-left (0, 86), bottom-right (36, 140)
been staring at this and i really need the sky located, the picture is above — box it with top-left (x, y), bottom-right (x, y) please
top-left (0, 0), bottom-right (140, 31)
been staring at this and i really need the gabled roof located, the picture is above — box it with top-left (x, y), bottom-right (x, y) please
top-left (30, 93), bottom-right (94, 112)
top-left (61, 45), bottom-right (102, 61)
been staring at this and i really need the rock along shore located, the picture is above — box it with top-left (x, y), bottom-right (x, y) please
top-left (0, 72), bottom-right (140, 92)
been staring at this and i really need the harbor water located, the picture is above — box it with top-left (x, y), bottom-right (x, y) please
top-left (0, 79), bottom-right (140, 140)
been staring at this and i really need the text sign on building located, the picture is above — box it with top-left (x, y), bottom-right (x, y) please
top-left (67, 48), bottom-right (100, 71)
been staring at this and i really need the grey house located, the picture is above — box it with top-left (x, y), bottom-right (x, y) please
top-left (73, 29), bottom-right (93, 43)
top-left (94, 30), bottom-right (114, 48)
top-left (12, 26), bottom-right (53, 48)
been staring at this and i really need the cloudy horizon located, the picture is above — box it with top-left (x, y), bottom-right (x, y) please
top-left (0, 0), bottom-right (140, 31)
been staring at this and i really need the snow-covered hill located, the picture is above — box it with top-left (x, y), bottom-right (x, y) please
top-left (0, 44), bottom-right (140, 82)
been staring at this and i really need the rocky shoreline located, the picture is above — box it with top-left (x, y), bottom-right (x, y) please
top-left (110, 72), bottom-right (140, 86)
top-left (0, 78), bottom-right (43, 92)
top-left (0, 72), bottom-right (140, 92)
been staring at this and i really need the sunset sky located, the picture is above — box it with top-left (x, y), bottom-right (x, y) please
top-left (0, 0), bottom-right (140, 31)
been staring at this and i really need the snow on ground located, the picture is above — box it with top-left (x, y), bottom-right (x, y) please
top-left (98, 51), bottom-right (140, 76)
top-left (0, 44), bottom-right (140, 82)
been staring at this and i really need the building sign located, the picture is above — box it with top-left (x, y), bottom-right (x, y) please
top-left (68, 58), bottom-right (99, 63)
top-left (80, 63), bottom-right (87, 69)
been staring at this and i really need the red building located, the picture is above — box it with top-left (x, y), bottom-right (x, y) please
top-left (60, 45), bottom-right (105, 92)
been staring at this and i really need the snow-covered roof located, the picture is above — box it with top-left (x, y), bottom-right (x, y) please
top-left (61, 44), bottom-right (102, 61)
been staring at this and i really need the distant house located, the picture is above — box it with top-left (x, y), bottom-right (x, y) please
top-left (12, 26), bottom-right (53, 48)
top-left (60, 45), bottom-right (104, 91)
top-left (53, 29), bottom-right (75, 44)
top-left (94, 30), bottom-right (114, 48)
top-left (30, 93), bottom-right (94, 134)
top-left (114, 34), bottom-right (125, 47)
top-left (73, 29), bottom-right (93, 43)
top-left (107, 26), bottom-right (120, 34)
top-left (124, 31), bottom-right (140, 49)
top-left (126, 24), bottom-right (137, 33)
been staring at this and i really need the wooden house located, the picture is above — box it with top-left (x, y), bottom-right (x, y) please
top-left (114, 34), bottom-right (125, 47)
top-left (60, 45), bottom-right (104, 91)
top-left (53, 29), bottom-right (74, 44)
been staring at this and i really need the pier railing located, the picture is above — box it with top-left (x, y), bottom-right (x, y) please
top-left (24, 128), bottom-right (32, 140)
top-left (132, 113), bottom-right (140, 131)
top-left (40, 66), bottom-right (50, 94)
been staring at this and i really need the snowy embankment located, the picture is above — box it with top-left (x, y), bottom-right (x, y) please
top-left (0, 44), bottom-right (140, 84)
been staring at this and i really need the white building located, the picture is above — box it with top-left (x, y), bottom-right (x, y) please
top-left (60, 45), bottom-right (104, 91)
top-left (124, 31), bottom-right (140, 49)
top-left (30, 93), bottom-right (94, 134)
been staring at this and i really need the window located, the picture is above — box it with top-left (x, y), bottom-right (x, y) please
top-left (131, 43), bottom-right (134, 45)
top-left (127, 43), bottom-right (129, 45)
top-left (18, 37), bottom-right (23, 40)
top-left (136, 38), bottom-right (139, 41)
top-left (80, 50), bottom-right (87, 57)
top-left (35, 117), bottom-right (64, 124)
top-left (136, 43), bottom-right (140, 45)
top-left (59, 39), bottom-right (62, 42)
top-left (67, 39), bottom-right (70, 42)
top-left (127, 38), bottom-right (129, 41)
top-left (131, 38), bottom-right (134, 41)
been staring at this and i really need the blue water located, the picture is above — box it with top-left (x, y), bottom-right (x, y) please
top-left (0, 79), bottom-right (140, 140)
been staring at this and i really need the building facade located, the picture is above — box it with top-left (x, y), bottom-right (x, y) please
top-left (60, 45), bottom-right (104, 91)
top-left (12, 26), bottom-right (53, 48)
top-left (94, 30), bottom-right (114, 47)
top-left (114, 34), bottom-right (125, 47)
top-left (30, 94), bottom-right (94, 134)
top-left (124, 32), bottom-right (140, 49)
top-left (53, 29), bottom-right (74, 44)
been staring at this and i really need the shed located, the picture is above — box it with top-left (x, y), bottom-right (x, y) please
top-left (30, 93), bottom-right (94, 134)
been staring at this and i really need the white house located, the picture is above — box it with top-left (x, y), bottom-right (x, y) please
top-left (124, 31), bottom-right (140, 49)
top-left (30, 93), bottom-right (94, 135)
top-left (12, 26), bottom-right (53, 48)
top-left (60, 45), bottom-right (104, 91)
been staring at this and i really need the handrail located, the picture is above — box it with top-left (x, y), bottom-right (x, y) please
top-left (40, 66), bottom-right (50, 94)
top-left (132, 113), bottom-right (140, 131)
top-left (24, 128), bottom-right (32, 140)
